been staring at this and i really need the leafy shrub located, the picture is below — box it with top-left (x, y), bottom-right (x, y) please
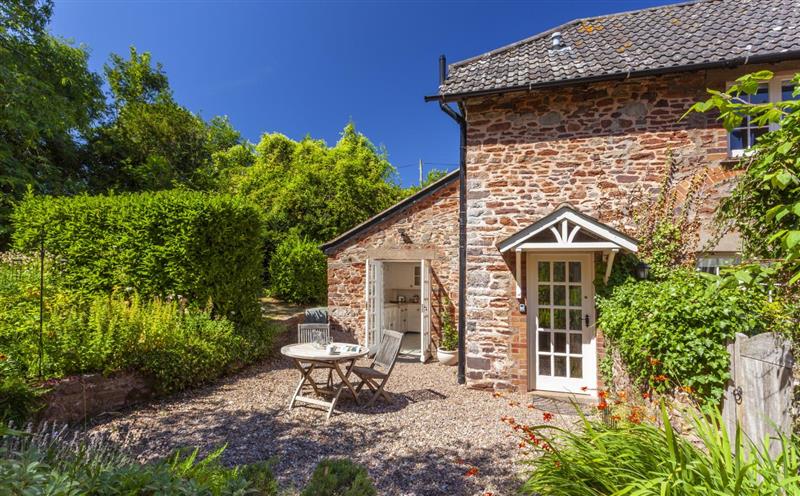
top-left (12, 190), bottom-right (264, 323)
top-left (518, 405), bottom-right (800, 496)
top-left (598, 270), bottom-right (777, 402)
top-left (0, 356), bottom-right (45, 425)
top-left (0, 281), bottom-right (274, 393)
top-left (269, 234), bottom-right (327, 304)
top-left (0, 424), bottom-right (278, 495)
top-left (438, 297), bottom-right (457, 351)
top-left (301, 458), bottom-right (376, 496)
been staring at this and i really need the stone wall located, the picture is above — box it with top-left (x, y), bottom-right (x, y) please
top-left (461, 63), bottom-right (800, 391)
top-left (326, 181), bottom-right (460, 346)
top-left (38, 372), bottom-right (153, 425)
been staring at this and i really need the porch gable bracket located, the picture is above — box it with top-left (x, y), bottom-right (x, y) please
top-left (498, 204), bottom-right (639, 254)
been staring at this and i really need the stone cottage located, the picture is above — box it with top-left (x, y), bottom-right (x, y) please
top-left (322, 0), bottom-right (800, 396)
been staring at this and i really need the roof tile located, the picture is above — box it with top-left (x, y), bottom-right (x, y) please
top-left (439, 0), bottom-right (800, 97)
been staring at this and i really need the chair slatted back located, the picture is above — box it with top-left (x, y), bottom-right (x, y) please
top-left (297, 323), bottom-right (330, 344)
top-left (373, 330), bottom-right (403, 372)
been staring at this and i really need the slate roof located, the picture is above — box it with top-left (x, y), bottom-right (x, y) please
top-left (433, 0), bottom-right (800, 100)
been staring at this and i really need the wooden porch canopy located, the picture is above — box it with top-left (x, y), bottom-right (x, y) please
top-left (497, 204), bottom-right (639, 294)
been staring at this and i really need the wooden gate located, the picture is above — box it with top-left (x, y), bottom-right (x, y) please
top-left (722, 332), bottom-right (795, 457)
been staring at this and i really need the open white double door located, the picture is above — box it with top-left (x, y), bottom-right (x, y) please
top-left (365, 259), bottom-right (431, 362)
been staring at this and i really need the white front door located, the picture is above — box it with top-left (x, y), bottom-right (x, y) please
top-left (527, 253), bottom-right (596, 395)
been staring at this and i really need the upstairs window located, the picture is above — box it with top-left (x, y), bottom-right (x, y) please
top-left (729, 76), bottom-right (797, 157)
top-left (696, 254), bottom-right (741, 276)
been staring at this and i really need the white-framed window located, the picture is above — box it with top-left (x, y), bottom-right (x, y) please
top-left (729, 75), bottom-right (797, 157)
top-left (696, 254), bottom-right (741, 275)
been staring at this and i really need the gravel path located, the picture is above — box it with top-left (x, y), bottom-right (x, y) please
top-left (89, 354), bottom-right (586, 495)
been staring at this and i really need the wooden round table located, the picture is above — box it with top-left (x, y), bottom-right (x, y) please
top-left (281, 343), bottom-right (369, 420)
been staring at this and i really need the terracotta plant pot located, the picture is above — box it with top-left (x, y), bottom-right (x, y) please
top-left (437, 348), bottom-right (458, 366)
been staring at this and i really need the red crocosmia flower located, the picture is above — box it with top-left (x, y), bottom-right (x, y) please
top-left (642, 392), bottom-right (651, 400)
top-left (681, 385), bottom-right (693, 394)
top-left (518, 442), bottom-right (525, 449)
top-left (542, 412), bottom-right (554, 422)
top-left (649, 357), bottom-right (662, 366)
top-left (654, 375), bottom-right (668, 382)
top-left (465, 467), bottom-right (479, 477)
top-left (597, 400), bottom-right (608, 411)
top-left (598, 390), bottom-right (608, 399)
top-left (483, 492), bottom-right (494, 496)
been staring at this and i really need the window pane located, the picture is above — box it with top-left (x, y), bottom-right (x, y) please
top-left (748, 84), bottom-right (769, 104)
top-left (553, 285), bottom-right (566, 306)
top-left (569, 286), bottom-right (582, 306)
top-left (782, 82), bottom-right (797, 101)
top-left (569, 357), bottom-right (583, 378)
top-left (538, 307), bottom-right (551, 329)
top-left (538, 262), bottom-right (550, 282)
top-left (538, 331), bottom-right (551, 352)
top-left (538, 285), bottom-right (550, 305)
top-left (569, 309), bottom-right (582, 330)
top-left (554, 332), bottom-right (567, 353)
top-left (554, 356), bottom-right (567, 377)
top-left (750, 127), bottom-right (768, 146)
top-left (569, 333), bottom-right (582, 354)
top-left (554, 309), bottom-right (566, 330)
top-left (538, 355), bottom-right (551, 375)
top-left (553, 262), bottom-right (565, 282)
top-left (730, 128), bottom-right (746, 151)
top-left (569, 262), bottom-right (581, 282)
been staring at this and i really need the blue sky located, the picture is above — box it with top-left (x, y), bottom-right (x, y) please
top-left (52, 0), bottom-right (672, 187)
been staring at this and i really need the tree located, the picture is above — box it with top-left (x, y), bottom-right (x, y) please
top-left (0, 0), bottom-right (104, 245)
top-left (87, 47), bottom-right (243, 192)
top-left (224, 123), bottom-right (402, 297)
top-left (687, 71), bottom-right (800, 284)
top-left (228, 123), bottom-right (403, 250)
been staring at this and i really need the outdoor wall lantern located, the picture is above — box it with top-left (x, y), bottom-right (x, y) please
top-left (635, 262), bottom-right (650, 281)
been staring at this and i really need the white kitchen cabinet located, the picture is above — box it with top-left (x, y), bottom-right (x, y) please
top-left (382, 303), bottom-right (420, 333)
top-left (384, 304), bottom-right (399, 331)
top-left (405, 304), bottom-right (421, 332)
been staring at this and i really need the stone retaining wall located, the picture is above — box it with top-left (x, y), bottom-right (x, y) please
top-left (38, 372), bottom-right (153, 425)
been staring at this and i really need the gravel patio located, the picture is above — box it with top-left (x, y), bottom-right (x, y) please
top-left (88, 351), bottom-right (586, 495)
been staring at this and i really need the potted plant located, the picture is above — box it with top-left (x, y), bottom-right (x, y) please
top-left (437, 299), bottom-right (458, 366)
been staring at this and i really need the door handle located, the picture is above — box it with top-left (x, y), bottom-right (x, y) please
top-left (584, 314), bottom-right (591, 327)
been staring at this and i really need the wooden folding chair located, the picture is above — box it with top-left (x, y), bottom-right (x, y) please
top-left (350, 329), bottom-right (403, 407)
top-left (297, 323), bottom-right (330, 344)
top-left (297, 323), bottom-right (334, 388)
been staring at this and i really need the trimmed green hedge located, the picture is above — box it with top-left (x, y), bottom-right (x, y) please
top-left (269, 234), bottom-right (327, 304)
top-left (12, 190), bottom-right (264, 323)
